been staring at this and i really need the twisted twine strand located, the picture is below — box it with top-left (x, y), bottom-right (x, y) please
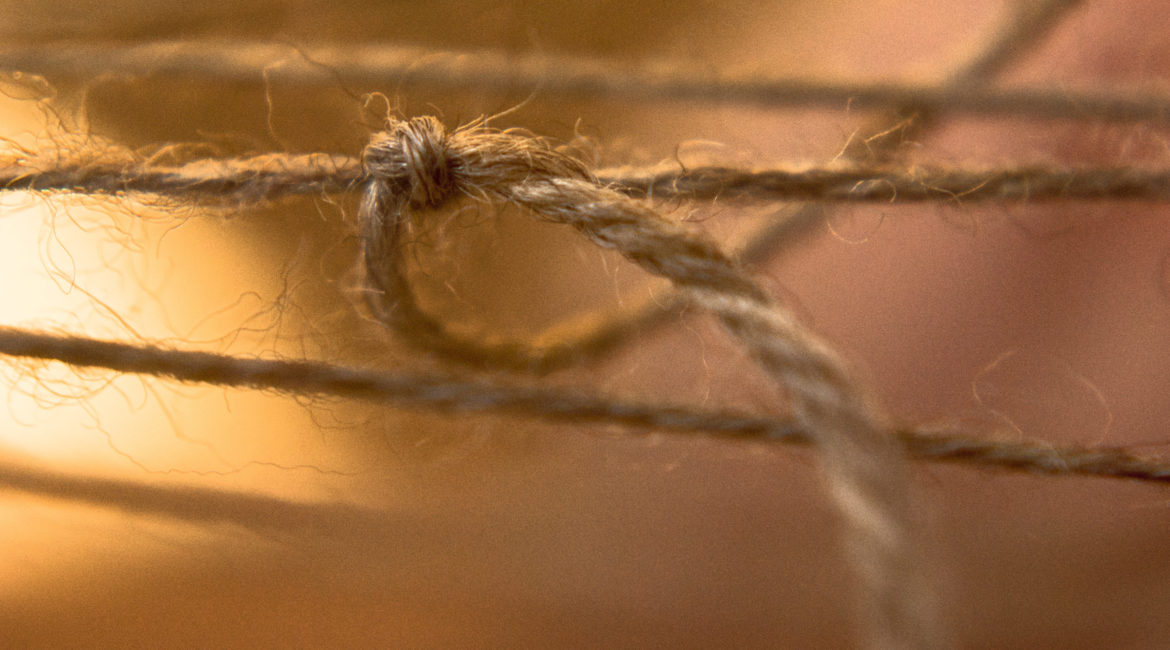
top-left (357, 116), bottom-right (930, 648)
top-left (611, 163), bottom-right (1170, 203)
top-left (1, 325), bottom-right (1167, 483)
top-left (8, 156), bottom-right (1170, 205)
top-left (6, 39), bottom-right (1170, 123)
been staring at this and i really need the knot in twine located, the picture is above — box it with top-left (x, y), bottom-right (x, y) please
top-left (359, 116), bottom-right (607, 372)
top-left (358, 116), bottom-right (934, 648)
top-left (362, 116), bottom-right (454, 208)
top-left (361, 116), bottom-right (593, 210)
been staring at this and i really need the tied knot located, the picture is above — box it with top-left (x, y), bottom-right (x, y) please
top-left (363, 116), bottom-right (454, 208)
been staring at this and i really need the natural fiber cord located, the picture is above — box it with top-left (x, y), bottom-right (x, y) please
top-left (3, 326), bottom-right (1169, 484)
top-left (6, 1), bottom-right (1170, 646)
top-left (8, 154), bottom-right (1170, 204)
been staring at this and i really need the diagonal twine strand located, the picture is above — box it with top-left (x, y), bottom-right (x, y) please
top-left (948, 0), bottom-right (1085, 82)
top-left (358, 116), bottom-right (932, 648)
top-left (524, 0), bottom-right (1091, 381)
top-left (592, 0), bottom-right (1089, 383)
top-left (2, 325), bottom-right (1169, 485)
top-left (0, 326), bottom-right (791, 437)
top-left (846, 0), bottom-right (1087, 160)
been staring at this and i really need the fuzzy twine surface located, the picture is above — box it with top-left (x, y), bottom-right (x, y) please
top-left (1, 326), bottom-right (1168, 483)
top-left (355, 116), bottom-right (934, 648)
top-left (7, 154), bottom-right (1170, 205)
top-left (9, 1), bottom-right (1170, 646)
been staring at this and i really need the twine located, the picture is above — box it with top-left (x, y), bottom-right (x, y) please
top-left (3, 325), bottom-right (1169, 485)
top-left (4, 2), bottom-right (1162, 646)
top-left (10, 40), bottom-right (1170, 123)
top-left (7, 155), bottom-right (1170, 205)
top-left (350, 115), bottom-right (933, 648)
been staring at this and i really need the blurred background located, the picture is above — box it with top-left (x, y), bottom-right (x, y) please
top-left (2, 1), bottom-right (1170, 647)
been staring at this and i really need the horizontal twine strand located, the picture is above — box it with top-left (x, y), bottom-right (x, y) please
top-left (2, 38), bottom-right (1167, 123)
top-left (1, 325), bottom-right (1167, 484)
top-left (6, 155), bottom-right (1170, 204)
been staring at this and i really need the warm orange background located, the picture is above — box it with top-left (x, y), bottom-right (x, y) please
top-left (2, 1), bottom-right (1170, 647)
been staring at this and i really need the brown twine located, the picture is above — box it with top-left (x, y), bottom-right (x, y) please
top-left (2, 325), bottom-right (1168, 484)
top-left (7, 41), bottom-right (1170, 123)
top-left (2, 5), bottom-right (1149, 645)
top-left (8, 155), bottom-right (1170, 205)
top-left (353, 116), bottom-right (931, 648)
top-left (608, 163), bottom-right (1170, 203)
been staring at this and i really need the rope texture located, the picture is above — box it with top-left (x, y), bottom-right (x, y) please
top-left (4, 325), bottom-right (1169, 484)
top-left (8, 155), bottom-right (1170, 205)
top-left (358, 116), bottom-right (930, 648)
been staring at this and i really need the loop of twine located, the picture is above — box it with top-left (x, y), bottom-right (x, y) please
top-left (359, 116), bottom-right (610, 372)
top-left (359, 116), bottom-right (934, 648)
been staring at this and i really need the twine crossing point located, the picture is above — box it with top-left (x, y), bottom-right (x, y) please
top-left (360, 116), bottom-right (934, 648)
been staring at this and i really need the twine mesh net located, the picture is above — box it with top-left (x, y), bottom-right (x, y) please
top-left (3, 1), bottom-right (1170, 647)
